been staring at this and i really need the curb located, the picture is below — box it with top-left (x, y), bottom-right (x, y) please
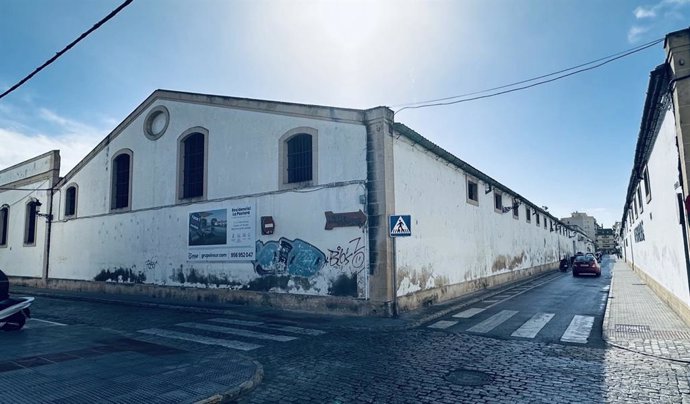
top-left (601, 263), bottom-right (614, 344)
top-left (195, 359), bottom-right (264, 404)
top-left (13, 287), bottom-right (244, 316)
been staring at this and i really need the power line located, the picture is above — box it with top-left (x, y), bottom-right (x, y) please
top-left (394, 38), bottom-right (664, 115)
top-left (0, 0), bottom-right (134, 101)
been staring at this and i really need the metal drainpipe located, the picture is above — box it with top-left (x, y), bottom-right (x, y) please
top-left (676, 192), bottom-right (690, 295)
top-left (42, 187), bottom-right (54, 284)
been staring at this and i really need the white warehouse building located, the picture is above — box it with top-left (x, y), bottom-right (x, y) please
top-left (0, 90), bottom-right (592, 316)
top-left (621, 27), bottom-right (690, 324)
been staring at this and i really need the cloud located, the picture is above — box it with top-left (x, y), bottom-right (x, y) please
top-left (634, 6), bottom-right (656, 18)
top-left (629, 0), bottom-right (690, 42)
top-left (0, 108), bottom-right (104, 177)
top-left (628, 25), bottom-right (650, 43)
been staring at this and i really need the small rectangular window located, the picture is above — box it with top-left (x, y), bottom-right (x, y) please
top-left (466, 178), bottom-right (478, 206)
top-left (637, 186), bottom-right (644, 213)
top-left (544, 218), bottom-right (547, 229)
top-left (494, 192), bottom-right (503, 212)
top-left (643, 167), bottom-right (651, 202)
top-left (512, 199), bottom-right (519, 219)
top-left (536, 213), bottom-right (540, 226)
top-left (634, 197), bottom-right (638, 219)
top-left (525, 206), bottom-right (531, 223)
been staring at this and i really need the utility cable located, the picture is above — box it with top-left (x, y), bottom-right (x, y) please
top-left (394, 38), bottom-right (664, 115)
top-left (0, 0), bottom-right (134, 101)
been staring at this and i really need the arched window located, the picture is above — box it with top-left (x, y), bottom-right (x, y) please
top-left (65, 185), bottom-right (78, 217)
top-left (24, 200), bottom-right (39, 246)
top-left (111, 150), bottom-right (133, 210)
top-left (279, 127), bottom-right (318, 189)
top-left (178, 128), bottom-right (207, 200)
top-left (0, 205), bottom-right (8, 247)
top-left (287, 134), bottom-right (312, 183)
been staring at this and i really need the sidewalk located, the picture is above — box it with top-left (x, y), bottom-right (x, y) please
top-left (603, 259), bottom-right (690, 361)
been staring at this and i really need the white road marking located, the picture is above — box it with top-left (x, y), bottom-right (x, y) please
top-left (453, 308), bottom-right (485, 318)
top-left (29, 318), bottom-right (67, 326)
top-left (560, 315), bottom-right (595, 344)
top-left (208, 318), bottom-right (326, 336)
top-left (467, 310), bottom-right (518, 333)
top-left (481, 299), bottom-right (500, 303)
top-left (138, 328), bottom-right (261, 351)
top-left (601, 286), bottom-right (610, 292)
top-left (177, 322), bottom-right (297, 342)
top-left (427, 320), bottom-right (458, 329)
top-left (511, 313), bottom-right (555, 338)
top-left (207, 318), bottom-right (264, 327)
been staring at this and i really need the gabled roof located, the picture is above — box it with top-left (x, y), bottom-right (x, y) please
top-left (56, 89), bottom-right (369, 187)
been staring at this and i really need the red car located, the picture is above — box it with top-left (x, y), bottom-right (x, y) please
top-left (572, 255), bottom-right (601, 277)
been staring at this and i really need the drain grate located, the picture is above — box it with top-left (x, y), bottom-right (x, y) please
top-left (445, 369), bottom-right (492, 386)
top-left (615, 324), bottom-right (651, 333)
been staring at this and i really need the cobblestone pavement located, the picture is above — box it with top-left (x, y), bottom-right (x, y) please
top-left (239, 328), bottom-right (690, 403)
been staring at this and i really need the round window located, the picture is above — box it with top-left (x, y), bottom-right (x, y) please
top-left (143, 106), bottom-right (169, 140)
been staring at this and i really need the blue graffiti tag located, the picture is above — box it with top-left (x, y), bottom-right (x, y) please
top-left (253, 238), bottom-right (326, 277)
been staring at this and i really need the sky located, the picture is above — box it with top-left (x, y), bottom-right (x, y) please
top-left (1, 0), bottom-right (689, 228)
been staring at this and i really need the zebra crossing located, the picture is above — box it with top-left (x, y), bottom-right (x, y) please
top-left (427, 308), bottom-right (598, 344)
top-left (138, 316), bottom-right (326, 351)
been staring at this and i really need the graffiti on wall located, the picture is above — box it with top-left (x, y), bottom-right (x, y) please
top-left (253, 238), bottom-right (326, 277)
top-left (327, 237), bottom-right (365, 270)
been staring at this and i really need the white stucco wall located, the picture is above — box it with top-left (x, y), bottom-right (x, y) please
top-left (392, 136), bottom-right (583, 297)
top-left (0, 151), bottom-right (58, 278)
top-left (623, 108), bottom-right (689, 303)
top-left (0, 182), bottom-right (50, 278)
top-left (46, 98), bottom-right (369, 297)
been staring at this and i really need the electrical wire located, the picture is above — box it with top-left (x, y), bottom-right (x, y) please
top-left (0, 0), bottom-right (134, 101)
top-left (394, 38), bottom-right (664, 115)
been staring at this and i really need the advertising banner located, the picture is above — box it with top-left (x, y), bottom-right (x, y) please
top-left (187, 203), bottom-right (256, 262)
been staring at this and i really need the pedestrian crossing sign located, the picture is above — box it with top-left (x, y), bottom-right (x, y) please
top-left (390, 215), bottom-right (412, 237)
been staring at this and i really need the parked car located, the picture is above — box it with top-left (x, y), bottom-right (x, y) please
top-left (573, 255), bottom-right (601, 277)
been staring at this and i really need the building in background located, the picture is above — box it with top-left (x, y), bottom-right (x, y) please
top-left (612, 221), bottom-right (623, 256)
top-left (621, 27), bottom-right (690, 325)
top-left (561, 211), bottom-right (598, 241)
top-left (595, 227), bottom-right (616, 254)
top-left (0, 90), bottom-right (593, 316)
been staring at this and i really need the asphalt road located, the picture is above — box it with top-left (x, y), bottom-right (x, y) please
top-left (424, 256), bottom-right (613, 348)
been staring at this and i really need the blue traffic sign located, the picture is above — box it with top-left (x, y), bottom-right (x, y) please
top-left (390, 215), bottom-right (411, 237)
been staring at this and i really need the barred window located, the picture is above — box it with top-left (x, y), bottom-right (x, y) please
top-left (182, 132), bottom-right (205, 199)
top-left (111, 151), bottom-right (132, 210)
top-left (287, 134), bottom-right (312, 184)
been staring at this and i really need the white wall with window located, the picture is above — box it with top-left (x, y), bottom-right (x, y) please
top-left (392, 130), bottom-right (585, 303)
top-left (0, 151), bottom-right (59, 278)
top-left (622, 106), bottom-right (689, 303)
top-left (47, 91), bottom-right (370, 298)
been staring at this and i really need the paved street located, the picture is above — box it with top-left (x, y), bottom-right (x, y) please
top-left (4, 257), bottom-right (690, 403)
top-left (424, 256), bottom-right (613, 347)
